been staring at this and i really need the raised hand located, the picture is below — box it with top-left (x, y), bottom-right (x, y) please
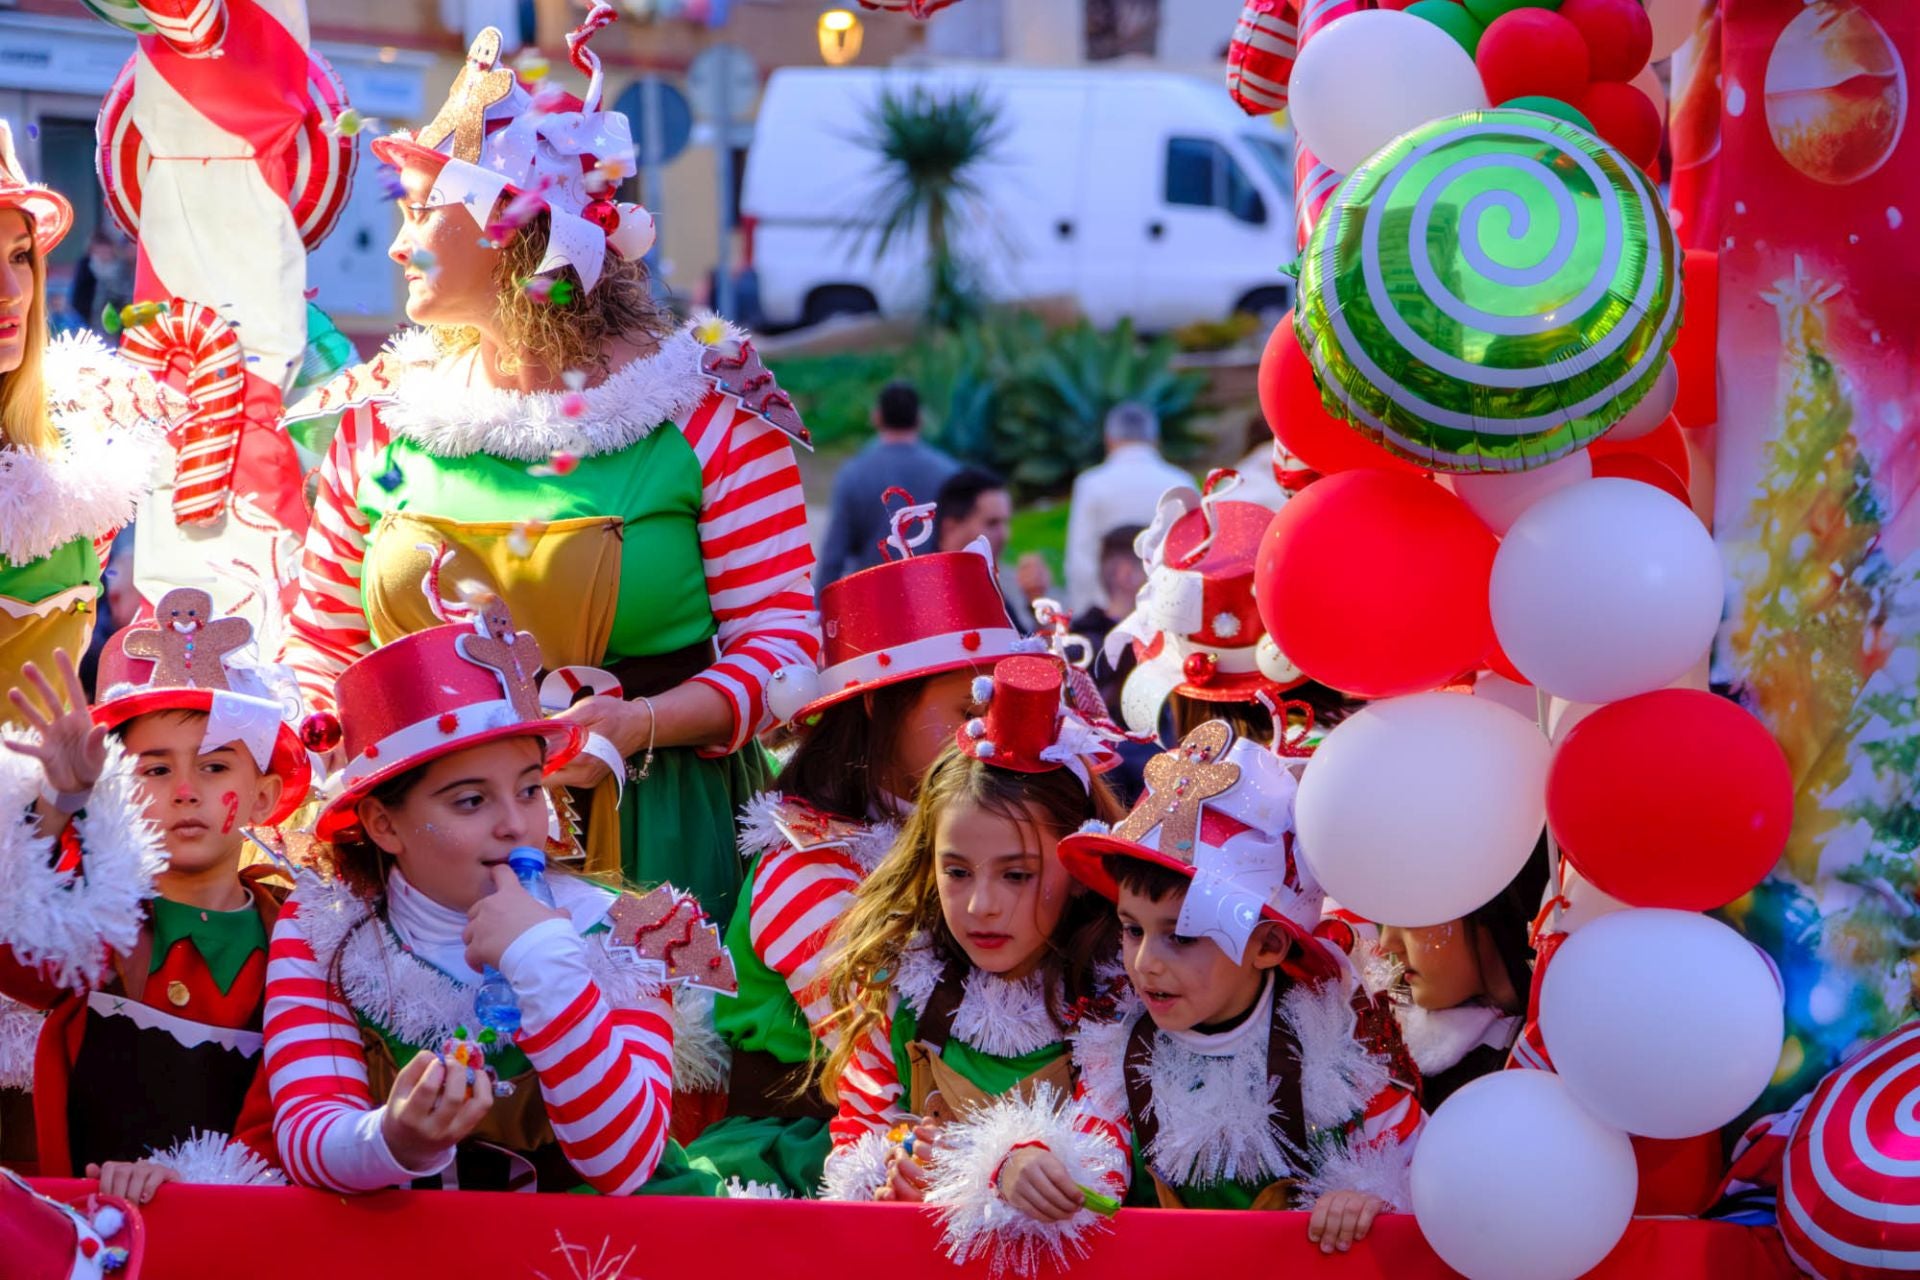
top-left (6, 650), bottom-right (109, 800)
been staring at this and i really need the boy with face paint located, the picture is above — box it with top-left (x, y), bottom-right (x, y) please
top-left (926, 722), bottom-right (1425, 1273)
top-left (0, 594), bottom-right (311, 1200)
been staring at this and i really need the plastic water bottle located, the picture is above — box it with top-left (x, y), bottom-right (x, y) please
top-left (471, 847), bottom-right (558, 1036)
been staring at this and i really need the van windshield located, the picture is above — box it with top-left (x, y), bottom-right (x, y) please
top-left (1242, 134), bottom-right (1294, 192)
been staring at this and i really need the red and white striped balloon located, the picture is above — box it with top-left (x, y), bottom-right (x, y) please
top-left (1227, 1), bottom-right (1298, 116)
top-left (119, 300), bottom-right (248, 526)
top-left (139, 0), bottom-right (227, 57)
top-left (1293, 141), bottom-right (1342, 251)
top-left (95, 48), bottom-right (356, 252)
top-left (1782, 1022), bottom-right (1920, 1278)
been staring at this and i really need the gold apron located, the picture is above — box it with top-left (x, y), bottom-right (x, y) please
top-left (904, 1041), bottom-right (1076, 1123)
top-left (362, 512), bottom-right (628, 873)
top-left (0, 590), bottom-right (94, 728)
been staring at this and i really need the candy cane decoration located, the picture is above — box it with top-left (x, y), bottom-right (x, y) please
top-left (1295, 141), bottom-right (1342, 251)
top-left (119, 299), bottom-right (247, 526)
top-left (138, 0), bottom-right (229, 58)
top-left (1227, 1), bottom-right (1298, 116)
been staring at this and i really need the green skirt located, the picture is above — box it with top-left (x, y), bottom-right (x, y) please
top-left (683, 1115), bottom-right (831, 1199)
top-left (607, 742), bottom-right (774, 926)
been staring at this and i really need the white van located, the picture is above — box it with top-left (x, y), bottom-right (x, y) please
top-left (741, 65), bottom-right (1297, 331)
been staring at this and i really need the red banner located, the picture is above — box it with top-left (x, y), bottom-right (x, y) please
top-left (32, 1180), bottom-right (1795, 1279)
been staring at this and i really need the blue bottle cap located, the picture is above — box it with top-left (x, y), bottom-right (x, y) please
top-left (506, 845), bottom-right (547, 874)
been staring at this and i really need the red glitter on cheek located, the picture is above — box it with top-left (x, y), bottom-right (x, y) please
top-left (220, 792), bottom-right (240, 835)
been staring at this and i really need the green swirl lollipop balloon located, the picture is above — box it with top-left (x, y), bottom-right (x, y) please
top-left (1296, 108), bottom-right (1681, 473)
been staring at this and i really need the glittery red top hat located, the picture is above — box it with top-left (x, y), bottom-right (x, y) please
top-left (1104, 470), bottom-right (1307, 734)
top-left (955, 654), bottom-right (1119, 785)
top-left (314, 603), bottom-right (582, 842)
top-left (93, 588), bottom-right (311, 827)
top-left (768, 495), bottom-right (1038, 725)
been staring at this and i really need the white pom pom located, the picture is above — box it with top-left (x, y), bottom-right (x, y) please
top-left (91, 1206), bottom-right (125, 1238)
top-left (1257, 635), bottom-right (1303, 684)
top-left (971, 675), bottom-right (995, 705)
top-left (1212, 611), bottom-right (1243, 639)
top-left (608, 202), bottom-right (657, 259)
top-left (965, 717), bottom-right (988, 739)
top-left (976, 741), bottom-right (996, 758)
top-left (766, 664), bottom-right (821, 724)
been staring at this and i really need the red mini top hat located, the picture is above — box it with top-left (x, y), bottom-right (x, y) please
top-left (0, 1168), bottom-right (143, 1280)
top-left (955, 654), bottom-right (1120, 786)
top-left (0, 121), bottom-right (73, 255)
top-left (314, 599), bottom-right (582, 842)
top-left (93, 588), bottom-right (311, 827)
top-left (1104, 470), bottom-right (1307, 734)
top-left (1060, 719), bottom-right (1335, 978)
top-left (768, 494), bottom-right (1038, 725)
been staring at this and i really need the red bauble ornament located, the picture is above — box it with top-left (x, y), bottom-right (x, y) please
top-left (1254, 470), bottom-right (1496, 698)
top-left (1478, 10), bottom-right (1591, 107)
top-left (1183, 651), bottom-right (1218, 685)
top-left (1592, 449), bottom-right (1691, 507)
top-left (1576, 80), bottom-right (1663, 169)
top-left (1259, 316), bottom-right (1424, 477)
top-left (299, 711), bottom-right (343, 754)
top-left (1548, 689), bottom-right (1793, 911)
top-left (1557, 0), bottom-right (1653, 81)
top-left (1671, 250), bottom-right (1719, 429)
top-left (582, 199), bottom-right (620, 234)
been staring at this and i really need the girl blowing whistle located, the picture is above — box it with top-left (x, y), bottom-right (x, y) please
top-left (816, 656), bottom-right (1125, 1207)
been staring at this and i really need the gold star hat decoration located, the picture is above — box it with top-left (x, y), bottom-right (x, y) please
top-left (370, 3), bottom-right (651, 293)
top-left (1059, 719), bottom-right (1334, 971)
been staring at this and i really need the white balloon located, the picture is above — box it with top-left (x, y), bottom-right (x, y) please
top-left (1472, 673), bottom-right (1539, 719)
top-left (1556, 861), bottom-right (1633, 934)
top-left (1412, 1070), bottom-right (1638, 1280)
top-left (1542, 909), bottom-right (1784, 1138)
top-left (1447, 450), bottom-right (1593, 535)
top-left (1288, 11), bottom-right (1488, 174)
top-left (1645, 0), bottom-right (1700, 61)
top-left (1295, 693), bottom-right (1549, 927)
top-left (1606, 357), bottom-right (1680, 442)
top-left (1490, 479), bottom-right (1724, 704)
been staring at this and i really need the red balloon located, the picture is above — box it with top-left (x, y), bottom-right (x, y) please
top-left (1557, 0), bottom-right (1653, 81)
top-left (1591, 414), bottom-right (1690, 485)
top-left (1591, 450), bottom-right (1690, 507)
top-left (1478, 10), bottom-right (1591, 108)
top-left (1548, 689), bottom-right (1793, 910)
top-left (1671, 250), bottom-right (1719, 428)
top-left (1255, 470), bottom-right (1496, 698)
top-left (1259, 316), bottom-right (1425, 477)
top-left (1485, 636), bottom-right (1527, 684)
top-left (1576, 80), bottom-right (1663, 169)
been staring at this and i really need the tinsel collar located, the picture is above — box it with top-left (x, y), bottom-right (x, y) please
top-left (894, 934), bottom-right (1062, 1060)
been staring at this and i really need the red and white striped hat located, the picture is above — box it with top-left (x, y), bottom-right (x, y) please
top-left (0, 120), bottom-right (71, 255)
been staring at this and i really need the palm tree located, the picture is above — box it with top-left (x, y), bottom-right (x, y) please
top-left (859, 85), bottom-right (1007, 328)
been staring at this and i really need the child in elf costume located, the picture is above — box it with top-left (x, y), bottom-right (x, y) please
top-left (262, 601), bottom-right (738, 1196)
top-left (691, 499), bottom-right (1040, 1197)
top-left (927, 721), bottom-right (1423, 1271)
top-left (817, 654), bottom-right (1125, 1203)
top-left (0, 594), bottom-right (311, 1199)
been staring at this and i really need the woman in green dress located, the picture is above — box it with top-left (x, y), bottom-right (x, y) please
top-left (279, 14), bottom-right (817, 924)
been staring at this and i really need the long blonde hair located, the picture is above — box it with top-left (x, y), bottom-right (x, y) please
top-left (818, 749), bottom-right (1124, 1100)
top-left (0, 229), bottom-right (54, 453)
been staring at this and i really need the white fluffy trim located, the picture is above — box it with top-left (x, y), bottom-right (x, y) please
top-left (926, 1084), bottom-right (1121, 1278)
top-left (0, 347), bottom-right (168, 566)
top-left (736, 791), bottom-right (790, 860)
top-left (0, 994), bottom-right (40, 1090)
top-left (1281, 976), bottom-right (1392, 1131)
top-left (952, 968), bottom-right (1060, 1060)
top-left (1065, 992), bottom-right (1140, 1125)
top-left (1140, 1022), bottom-right (1296, 1187)
top-left (381, 323), bottom-right (713, 461)
top-left (147, 1130), bottom-right (286, 1186)
top-left (736, 792), bottom-right (897, 875)
top-left (892, 933), bottom-right (945, 1018)
top-left (1398, 1002), bottom-right (1518, 1077)
top-left (669, 984), bottom-right (732, 1093)
top-left (819, 1129), bottom-right (892, 1202)
top-left (0, 736), bottom-right (165, 990)
top-left (723, 1176), bottom-right (789, 1199)
top-left (1294, 1130), bottom-right (1414, 1212)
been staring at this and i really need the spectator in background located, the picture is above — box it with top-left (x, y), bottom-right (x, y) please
top-left (1063, 401), bottom-right (1192, 613)
top-left (935, 466), bottom-right (1048, 632)
top-left (68, 222), bottom-right (135, 334)
top-left (817, 380), bottom-right (958, 584)
top-left (1071, 524), bottom-right (1147, 721)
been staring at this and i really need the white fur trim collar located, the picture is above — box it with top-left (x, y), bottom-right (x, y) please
top-left (381, 323), bottom-right (716, 461)
top-left (1398, 1001), bottom-right (1519, 1076)
top-left (895, 934), bottom-right (1062, 1059)
top-left (1138, 976), bottom-right (1299, 1187)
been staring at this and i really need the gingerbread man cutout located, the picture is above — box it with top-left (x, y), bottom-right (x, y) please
top-left (122, 589), bottom-right (251, 691)
top-left (414, 28), bottom-right (515, 164)
top-left (1113, 720), bottom-right (1241, 863)
top-left (454, 595), bottom-right (544, 721)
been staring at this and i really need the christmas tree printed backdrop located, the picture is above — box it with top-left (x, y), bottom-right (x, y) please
top-left (1712, 0), bottom-right (1920, 1113)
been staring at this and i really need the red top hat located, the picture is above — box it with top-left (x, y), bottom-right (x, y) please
top-left (768, 495), bottom-right (1037, 725)
top-left (314, 605), bottom-right (582, 842)
top-left (955, 654), bottom-right (1119, 784)
top-left (1105, 471), bottom-right (1307, 734)
top-left (93, 588), bottom-right (311, 826)
top-left (0, 1168), bottom-right (143, 1280)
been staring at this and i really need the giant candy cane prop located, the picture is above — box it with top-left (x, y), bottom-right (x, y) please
top-left (118, 301), bottom-right (247, 525)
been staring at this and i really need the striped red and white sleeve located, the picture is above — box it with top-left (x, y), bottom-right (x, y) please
top-left (747, 840), bottom-right (865, 1045)
top-left (820, 1006), bottom-right (909, 1199)
top-left (679, 392), bottom-right (820, 753)
top-left (279, 403), bottom-right (388, 714)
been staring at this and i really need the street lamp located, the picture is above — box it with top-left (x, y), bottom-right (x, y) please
top-left (818, 8), bottom-right (863, 65)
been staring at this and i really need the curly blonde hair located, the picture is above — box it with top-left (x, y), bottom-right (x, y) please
top-left (432, 210), bottom-right (676, 378)
top-left (817, 748), bottom-right (1124, 1101)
